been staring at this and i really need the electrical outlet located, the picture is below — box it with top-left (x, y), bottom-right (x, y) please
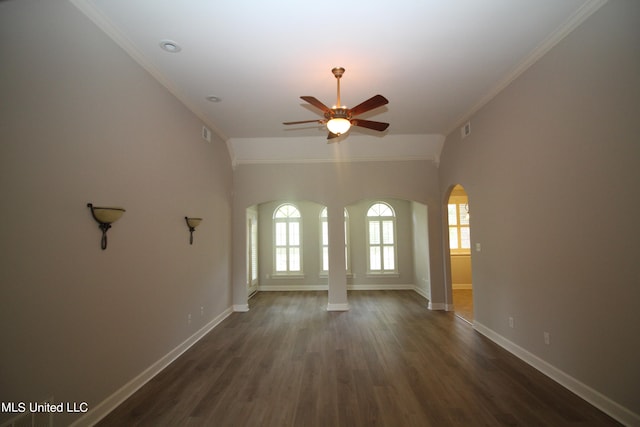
top-left (188, 314), bottom-right (192, 325)
top-left (200, 306), bottom-right (204, 316)
top-left (544, 332), bottom-right (550, 345)
top-left (509, 317), bottom-right (514, 328)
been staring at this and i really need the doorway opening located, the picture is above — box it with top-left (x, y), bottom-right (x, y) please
top-left (447, 184), bottom-right (473, 322)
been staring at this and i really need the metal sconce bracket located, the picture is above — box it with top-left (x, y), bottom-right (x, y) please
top-left (87, 203), bottom-right (125, 250)
top-left (185, 217), bottom-right (202, 245)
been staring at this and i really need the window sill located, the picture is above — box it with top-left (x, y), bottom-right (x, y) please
top-left (271, 273), bottom-right (305, 279)
top-left (366, 272), bottom-right (400, 278)
top-left (319, 272), bottom-right (354, 278)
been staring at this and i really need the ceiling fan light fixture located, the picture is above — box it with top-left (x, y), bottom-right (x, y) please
top-left (283, 67), bottom-right (388, 139)
top-left (326, 118), bottom-right (351, 135)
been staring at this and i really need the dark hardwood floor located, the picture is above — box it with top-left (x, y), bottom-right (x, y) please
top-left (97, 291), bottom-right (619, 426)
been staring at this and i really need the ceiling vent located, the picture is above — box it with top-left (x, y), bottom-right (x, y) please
top-left (461, 121), bottom-right (471, 139)
top-left (202, 126), bottom-right (212, 142)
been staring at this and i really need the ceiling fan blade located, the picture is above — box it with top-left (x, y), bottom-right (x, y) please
top-left (301, 96), bottom-right (331, 113)
top-left (283, 119), bottom-right (324, 125)
top-left (348, 94), bottom-right (389, 117)
top-left (351, 119), bottom-right (389, 132)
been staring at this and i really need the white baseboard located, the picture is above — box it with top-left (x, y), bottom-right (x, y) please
top-left (428, 302), bottom-right (454, 311)
top-left (233, 304), bottom-right (249, 312)
top-left (327, 303), bottom-right (350, 311)
top-left (412, 286), bottom-right (430, 301)
top-left (72, 307), bottom-right (233, 427)
top-left (258, 284), bottom-right (328, 291)
top-left (257, 284), bottom-right (416, 292)
top-left (243, 286), bottom-right (448, 314)
top-left (347, 283), bottom-right (415, 291)
top-left (473, 322), bottom-right (640, 426)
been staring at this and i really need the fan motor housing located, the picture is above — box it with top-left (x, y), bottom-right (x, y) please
top-left (326, 108), bottom-right (350, 120)
top-left (331, 67), bottom-right (345, 78)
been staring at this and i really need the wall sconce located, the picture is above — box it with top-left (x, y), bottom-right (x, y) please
top-left (87, 203), bottom-right (125, 250)
top-left (185, 217), bottom-right (202, 245)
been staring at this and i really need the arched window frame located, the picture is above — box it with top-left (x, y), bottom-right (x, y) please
top-left (273, 203), bottom-right (303, 275)
top-left (366, 202), bottom-right (398, 274)
top-left (247, 209), bottom-right (258, 289)
top-left (319, 207), bottom-right (350, 274)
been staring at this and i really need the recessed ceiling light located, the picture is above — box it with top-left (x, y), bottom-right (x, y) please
top-left (206, 96), bottom-right (222, 103)
top-left (159, 39), bottom-right (181, 53)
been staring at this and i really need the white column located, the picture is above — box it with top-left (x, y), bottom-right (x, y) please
top-left (326, 205), bottom-right (349, 311)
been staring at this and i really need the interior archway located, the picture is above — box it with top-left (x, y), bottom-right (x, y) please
top-left (446, 184), bottom-right (473, 322)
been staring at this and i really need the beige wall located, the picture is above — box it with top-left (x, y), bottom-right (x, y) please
top-left (346, 198), bottom-right (415, 288)
top-left (257, 200), bottom-right (327, 289)
top-left (438, 0), bottom-right (640, 417)
top-left (411, 201), bottom-right (431, 299)
top-left (254, 198), bottom-right (429, 294)
top-left (2, 0), bottom-right (638, 424)
top-left (232, 161), bottom-right (444, 307)
top-left (0, 1), bottom-right (233, 425)
top-left (450, 255), bottom-right (472, 287)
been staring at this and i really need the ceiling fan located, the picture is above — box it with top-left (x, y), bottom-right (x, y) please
top-left (283, 67), bottom-right (389, 141)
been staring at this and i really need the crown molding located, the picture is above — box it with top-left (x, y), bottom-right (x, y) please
top-left (446, 0), bottom-right (609, 136)
top-left (69, 0), bottom-right (228, 143)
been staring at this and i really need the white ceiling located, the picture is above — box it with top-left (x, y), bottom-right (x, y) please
top-left (71, 0), bottom-right (605, 164)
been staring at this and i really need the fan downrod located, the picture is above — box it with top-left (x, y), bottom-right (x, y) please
top-left (332, 67), bottom-right (346, 107)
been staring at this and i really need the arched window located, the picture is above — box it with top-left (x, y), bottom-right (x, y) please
top-left (273, 204), bottom-right (302, 274)
top-left (367, 202), bottom-right (397, 273)
top-left (320, 207), bottom-right (350, 273)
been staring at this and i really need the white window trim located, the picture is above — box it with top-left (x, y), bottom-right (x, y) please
top-left (319, 207), bottom-right (352, 276)
top-left (320, 208), bottom-right (329, 273)
top-left (246, 211), bottom-right (259, 288)
top-left (272, 203), bottom-right (303, 276)
top-left (366, 202), bottom-right (398, 275)
top-left (448, 202), bottom-right (471, 255)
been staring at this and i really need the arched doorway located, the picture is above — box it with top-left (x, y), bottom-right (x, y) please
top-left (447, 185), bottom-right (473, 322)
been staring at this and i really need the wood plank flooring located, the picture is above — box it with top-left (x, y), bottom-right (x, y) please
top-left (453, 288), bottom-right (474, 323)
top-left (97, 291), bottom-right (619, 426)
